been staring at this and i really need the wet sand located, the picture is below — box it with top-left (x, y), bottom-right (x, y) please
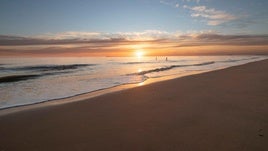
top-left (0, 59), bottom-right (267, 151)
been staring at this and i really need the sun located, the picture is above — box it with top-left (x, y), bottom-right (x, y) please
top-left (135, 50), bottom-right (144, 58)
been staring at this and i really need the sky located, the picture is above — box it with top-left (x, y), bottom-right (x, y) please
top-left (0, 0), bottom-right (268, 56)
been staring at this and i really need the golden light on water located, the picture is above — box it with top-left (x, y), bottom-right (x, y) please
top-left (138, 82), bottom-right (144, 86)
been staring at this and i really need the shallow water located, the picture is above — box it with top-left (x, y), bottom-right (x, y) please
top-left (0, 55), bottom-right (267, 109)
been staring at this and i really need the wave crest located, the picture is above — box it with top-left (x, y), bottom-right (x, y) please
top-left (0, 64), bottom-right (96, 72)
top-left (129, 61), bottom-right (215, 75)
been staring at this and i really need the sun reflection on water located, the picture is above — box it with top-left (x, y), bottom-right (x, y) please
top-left (138, 82), bottom-right (144, 86)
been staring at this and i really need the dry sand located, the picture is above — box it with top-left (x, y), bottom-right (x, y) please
top-left (0, 59), bottom-right (268, 151)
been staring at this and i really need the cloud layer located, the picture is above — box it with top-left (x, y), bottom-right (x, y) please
top-left (1, 31), bottom-right (268, 45)
top-left (184, 5), bottom-right (237, 25)
top-left (0, 31), bottom-right (268, 56)
top-left (160, 0), bottom-right (238, 26)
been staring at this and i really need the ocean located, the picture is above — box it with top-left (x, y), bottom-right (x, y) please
top-left (0, 55), bottom-right (267, 109)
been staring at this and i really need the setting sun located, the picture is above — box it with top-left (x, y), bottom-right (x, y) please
top-left (135, 50), bottom-right (144, 58)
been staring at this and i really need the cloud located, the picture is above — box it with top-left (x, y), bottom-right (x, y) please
top-left (115, 30), bottom-right (176, 40)
top-left (184, 5), bottom-right (237, 25)
top-left (0, 30), bottom-right (174, 46)
top-left (160, 0), bottom-right (179, 8)
top-left (35, 30), bottom-right (176, 41)
top-left (182, 0), bottom-right (200, 3)
top-left (183, 5), bottom-right (189, 9)
top-left (160, 0), bottom-right (171, 5)
top-left (36, 32), bottom-right (103, 40)
top-left (192, 33), bottom-right (268, 46)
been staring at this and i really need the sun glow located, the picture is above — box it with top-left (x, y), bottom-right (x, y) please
top-left (135, 50), bottom-right (144, 58)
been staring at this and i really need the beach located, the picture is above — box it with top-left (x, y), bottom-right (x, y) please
top-left (0, 59), bottom-right (267, 151)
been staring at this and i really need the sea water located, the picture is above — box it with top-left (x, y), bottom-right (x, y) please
top-left (0, 55), bottom-right (267, 109)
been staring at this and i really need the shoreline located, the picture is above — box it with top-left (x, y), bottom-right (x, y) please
top-left (0, 59), bottom-right (266, 116)
top-left (0, 69), bottom-right (205, 116)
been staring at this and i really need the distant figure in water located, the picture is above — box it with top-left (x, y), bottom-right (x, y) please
top-left (156, 56), bottom-right (157, 61)
top-left (166, 57), bottom-right (168, 61)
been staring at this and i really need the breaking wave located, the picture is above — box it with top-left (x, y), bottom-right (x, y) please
top-left (0, 64), bottom-right (96, 83)
top-left (129, 61), bottom-right (215, 75)
top-left (218, 57), bottom-right (260, 63)
top-left (0, 64), bottom-right (96, 72)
